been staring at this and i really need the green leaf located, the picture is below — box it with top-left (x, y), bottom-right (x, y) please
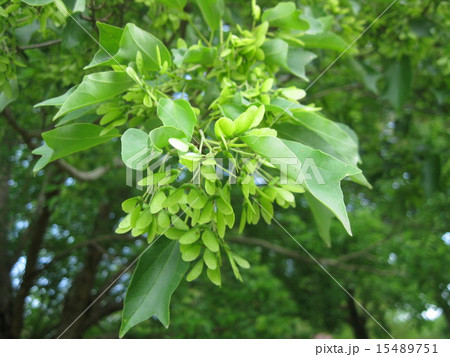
top-left (300, 32), bottom-right (348, 52)
top-left (242, 135), bottom-right (361, 236)
top-left (169, 138), bottom-right (189, 152)
top-left (287, 47), bottom-right (317, 81)
top-left (104, 23), bottom-right (172, 71)
top-left (155, 0), bottom-right (187, 8)
top-left (149, 126), bottom-right (187, 149)
top-left (56, 105), bottom-right (98, 127)
top-left (275, 112), bottom-right (371, 188)
top-left (305, 192), bottom-right (333, 247)
top-left (32, 144), bottom-right (54, 172)
top-left (262, 39), bottom-right (316, 81)
top-left (157, 98), bottom-right (197, 140)
top-left (261, 2), bottom-right (309, 31)
top-left (183, 45), bottom-right (217, 66)
top-left (54, 72), bottom-right (134, 119)
top-left (384, 56), bottom-right (412, 110)
top-left (276, 113), bottom-right (359, 167)
top-left (34, 86), bottom-right (77, 108)
top-left (85, 22), bottom-right (124, 69)
top-left (120, 240), bottom-right (188, 337)
top-left (121, 128), bottom-right (153, 169)
top-left (193, 0), bottom-right (224, 30)
top-left (63, 0), bottom-right (86, 13)
top-left (21, 0), bottom-right (54, 5)
top-left (33, 124), bottom-right (119, 171)
top-left (0, 78), bottom-right (18, 111)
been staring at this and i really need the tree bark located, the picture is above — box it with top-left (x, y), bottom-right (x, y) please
top-left (0, 128), bottom-right (14, 338)
top-left (57, 205), bottom-right (112, 338)
top-left (347, 292), bottom-right (369, 339)
top-left (11, 173), bottom-right (61, 337)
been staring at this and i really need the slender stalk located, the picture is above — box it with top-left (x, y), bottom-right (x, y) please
top-left (188, 18), bottom-right (210, 46)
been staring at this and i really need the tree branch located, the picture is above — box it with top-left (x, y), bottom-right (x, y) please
top-left (55, 160), bottom-right (109, 181)
top-left (3, 108), bottom-right (122, 181)
top-left (229, 237), bottom-right (404, 276)
top-left (2, 108), bottom-right (37, 149)
top-left (18, 39), bottom-right (62, 51)
top-left (37, 235), bottom-right (139, 275)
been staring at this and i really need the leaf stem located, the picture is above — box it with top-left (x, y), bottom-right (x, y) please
top-left (188, 18), bottom-right (210, 46)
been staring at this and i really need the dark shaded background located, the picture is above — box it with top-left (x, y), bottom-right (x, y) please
top-left (0, 0), bottom-right (448, 338)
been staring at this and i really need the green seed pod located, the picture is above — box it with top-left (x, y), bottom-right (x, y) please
top-left (158, 169), bottom-right (181, 186)
top-left (216, 211), bottom-right (226, 238)
top-left (252, 2), bottom-right (261, 21)
top-left (136, 207), bottom-right (153, 230)
top-left (203, 249), bottom-right (217, 270)
top-left (186, 260), bottom-right (204, 282)
top-left (100, 109), bottom-right (122, 125)
top-left (255, 48), bottom-right (265, 61)
top-left (214, 117), bottom-right (235, 139)
top-left (260, 78), bottom-right (273, 93)
top-left (131, 225), bottom-right (147, 237)
top-left (234, 106), bottom-right (257, 134)
top-left (239, 206), bottom-right (247, 233)
top-left (202, 229), bottom-right (220, 252)
top-left (97, 101), bottom-right (120, 115)
top-left (115, 214), bottom-right (132, 234)
top-left (164, 227), bottom-right (186, 240)
top-left (171, 215), bottom-right (189, 230)
top-left (150, 190), bottom-right (167, 214)
top-left (246, 202), bottom-right (254, 224)
top-left (227, 252), bottom-right (242, 281)
top-left (259, 197), bottom-right (273, 224)
top-left (207, 267), bottom-right (221, 286)
top-left (130, 205), bottom-right (142, 228)
top-left (182, 244), bottom-right (202, 262)
top-left (143, 94), bottom-right (153, 108)
top-left (275, 187), bottom-right (295, 204)
top-left (216, 198), bottom-right (233, 215)
top-left (251, 200), bottom-right (260, 224)
top-left (205, 179), bottom-right (216, 195)
top-left (198, 201), bottom-right (214, 224)
top-left (136, 51), bottom-right (144, 73)
top-left (191, 208), bottom-right (201, 226)
top-left (281, 87), bottom-right (306, 101)
top-left (157, 210), bottom-right (171, 229)
top-left (232, 253), bottom-right (251, 269)
top-left (179, 228), bottom-right (201, 244)
top-left (147, 220), bottom-right (157, 243)
top-left (260, 94), bottom-right (271, 105)
top-left (168, 204), bottom-right (179, 215)
top-left (201, 165), bottom-right (217, 181)
top-left (249, 105), bottom-right (265, 129)
top-left (224, 211), bottom-right (235, 228)
top-left (179, 153), bottom-right (202, 172)
top-left (241, 180), bottom-right (250, 198)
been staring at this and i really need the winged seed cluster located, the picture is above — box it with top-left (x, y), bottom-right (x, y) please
top-left (34, 2), bottom-right (367, 294)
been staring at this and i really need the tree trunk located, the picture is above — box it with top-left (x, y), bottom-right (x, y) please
top-left (0, 129), bottom-right (14, 338)
top-left (347, 293), bottom-right (369, 339)
top-left (57, 205), bottom-right (111, 338)
top-left (11, 173), bottom-right (61, 337)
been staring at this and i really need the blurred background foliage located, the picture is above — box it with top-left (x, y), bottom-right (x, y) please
top-left (0, 0), bottom-right (448, 338)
